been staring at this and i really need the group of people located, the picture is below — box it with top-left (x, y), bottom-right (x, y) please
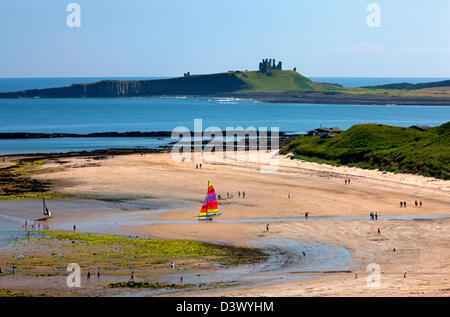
top-left (218, 191), bottom-right (244, 200)
top-left (24, 220), bottom-right (41, 231)
top-left (0, 264), bottom-right (16, 274)
top-left (86, 269), bottom-right (101, 280)
top-left (195, 163), bottom-right (203, 169)
top-left (24, 220), bottom-right (42, 239)
top-left (344, 178), bottom-right (351, 185)
top-left (369, 212), bottom-right (379, 220)
top-left (400, 200), bottom-right (422, 208)
top-left (168, 262), bottom-right (178, 269)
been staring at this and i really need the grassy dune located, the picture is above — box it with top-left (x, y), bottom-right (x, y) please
top-left (281, 122), bottom-right (450, 180)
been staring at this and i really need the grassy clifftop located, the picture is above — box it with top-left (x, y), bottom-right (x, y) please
top-left (235, 70), bottom-right (342, 92)
top-left (280, 122), bottom-right (450, 179)
top-left (2, 70), bottom-right (449, 104)
top-left (0, 70), bottom-right (343, 98)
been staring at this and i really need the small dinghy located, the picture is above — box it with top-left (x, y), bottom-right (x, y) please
top-left (198, 181), bottom-right (222, 221)
top-left (35, 198), bottom-right (53, 221)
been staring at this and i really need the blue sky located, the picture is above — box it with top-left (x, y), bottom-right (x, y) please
top-left (1, 0), bottom-right (449, 77)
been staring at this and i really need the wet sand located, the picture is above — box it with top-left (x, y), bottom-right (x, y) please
top-left (0, 151), bottom-right (449, 296)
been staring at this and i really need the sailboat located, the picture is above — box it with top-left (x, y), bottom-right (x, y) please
top-left (198, 181), bottom-right (222, 221)
top-left (35, 198), bottom-right (52, 221)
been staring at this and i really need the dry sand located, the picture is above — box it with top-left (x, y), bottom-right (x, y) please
top-left (2, 151), bottom-right (450, 296)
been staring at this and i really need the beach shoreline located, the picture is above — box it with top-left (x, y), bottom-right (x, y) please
top-left (0, 151), bottom-right (449, 296)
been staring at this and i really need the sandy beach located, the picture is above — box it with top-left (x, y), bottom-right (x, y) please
top-left (0, 151), bottom-right (449, 296)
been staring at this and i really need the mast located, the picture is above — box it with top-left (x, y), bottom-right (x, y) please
top-left (206, 180), bottom-right (209, 212)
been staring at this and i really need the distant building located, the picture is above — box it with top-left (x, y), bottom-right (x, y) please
top-left (308, 127), bottom-right (344, 138)
top-left (259, 58), bottom-right (282, 75)
top-left (409, 125), bottom-right (431, 131)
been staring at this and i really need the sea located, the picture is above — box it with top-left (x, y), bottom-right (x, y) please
top-left (0, 77), bottom-right (449, 155)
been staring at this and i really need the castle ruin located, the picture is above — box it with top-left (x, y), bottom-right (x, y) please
top-left (259, 58), bottom-right (282, 75)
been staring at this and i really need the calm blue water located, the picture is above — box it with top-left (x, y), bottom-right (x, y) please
top-left (0, 78), bottom-right (449, 155)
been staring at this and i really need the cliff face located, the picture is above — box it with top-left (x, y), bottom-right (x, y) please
top-left (0, 73), bottom-right (249, 98)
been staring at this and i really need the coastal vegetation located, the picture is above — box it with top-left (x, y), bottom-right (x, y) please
top-left (0, 159), bottom-right (66, 200)
top-left (0, 231), bottom-right (266, 295)
top-left (1, 231), bottom-right (266, 279)
top-left (281, 122), bottom-right (450, 180)
top-left (234, 70), bottom-right (342, 93)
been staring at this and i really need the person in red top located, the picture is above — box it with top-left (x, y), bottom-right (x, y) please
top-left (130, 271), bottom-right (135, 281)
top-left (97, 271), bottom-right (101, 279)
top-left (87, 269), bottom-right (91, 279)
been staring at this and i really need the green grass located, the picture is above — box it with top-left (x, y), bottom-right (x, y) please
top-left (42, 231), bottom-right (266, 266)
top-left (235, 70), bottom-right (343, 93)
top-left (281, 122), bottom-right (450, 179)
top-left (0, 159), bottom-right (68, 200)
top-left (0, 288), bottom-right (43, 297)
top-left (109, 281), bottom-right (195, 289)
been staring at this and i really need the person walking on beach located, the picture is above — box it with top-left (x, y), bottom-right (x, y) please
top-left (404, 201), bottom-right (407, 207)
top-left (12, 264), bottom-right (16, 274)
top-left (266, 224), bottom-right (270, 232)
top-left (345, 179), bottom-right (347, 185)
top-left (87, 269), bottom-right (91, 280)
top-left (305, 212), bottom-right (309, 219)
top-left (415, 200), bottom-right (418, 207)
top-left (302, 251), bottom-right (306, 257)
top-left (243, 191), bottom-right (246, 198)
top-left (97, 270), bottom-right (101, 279)
top-left (348, 178), bottom-right (351, 184)
top-left (199, 163), bottom-right (202, 169)
top-left (400, 201), bottom-right (403, 208)
top-left (370, 212), bottom-right (374, 221)
top-left (196, 164), bottom-right (198, 169)
top-left (403, 272), bottom-right (407, 279)
top-left (130, 271), bottom-right (135, 281)
top-left (73, 224), bottom-right (76, 232)
top-left (377, 227), bottom-right (381, 234)
top-left (238, 191), bottom-right (241, 197)
top-left (375, 212), bottom-right (378, 221)
top-left (288, 192), bottom-right (291, 199)
top-left (420, 201), bottom-right (422, 207)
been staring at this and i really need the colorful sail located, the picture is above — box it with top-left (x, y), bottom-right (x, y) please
top-left (199, 181), bottom-right (219, 217)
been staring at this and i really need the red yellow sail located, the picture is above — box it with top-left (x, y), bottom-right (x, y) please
top-left (199, 181), bottom-right (219, 217)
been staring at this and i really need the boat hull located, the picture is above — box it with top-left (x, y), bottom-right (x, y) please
top-left (35, 215), bottom-right (52, 222)
top-left (198, 212), bottom-right (222, 221)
